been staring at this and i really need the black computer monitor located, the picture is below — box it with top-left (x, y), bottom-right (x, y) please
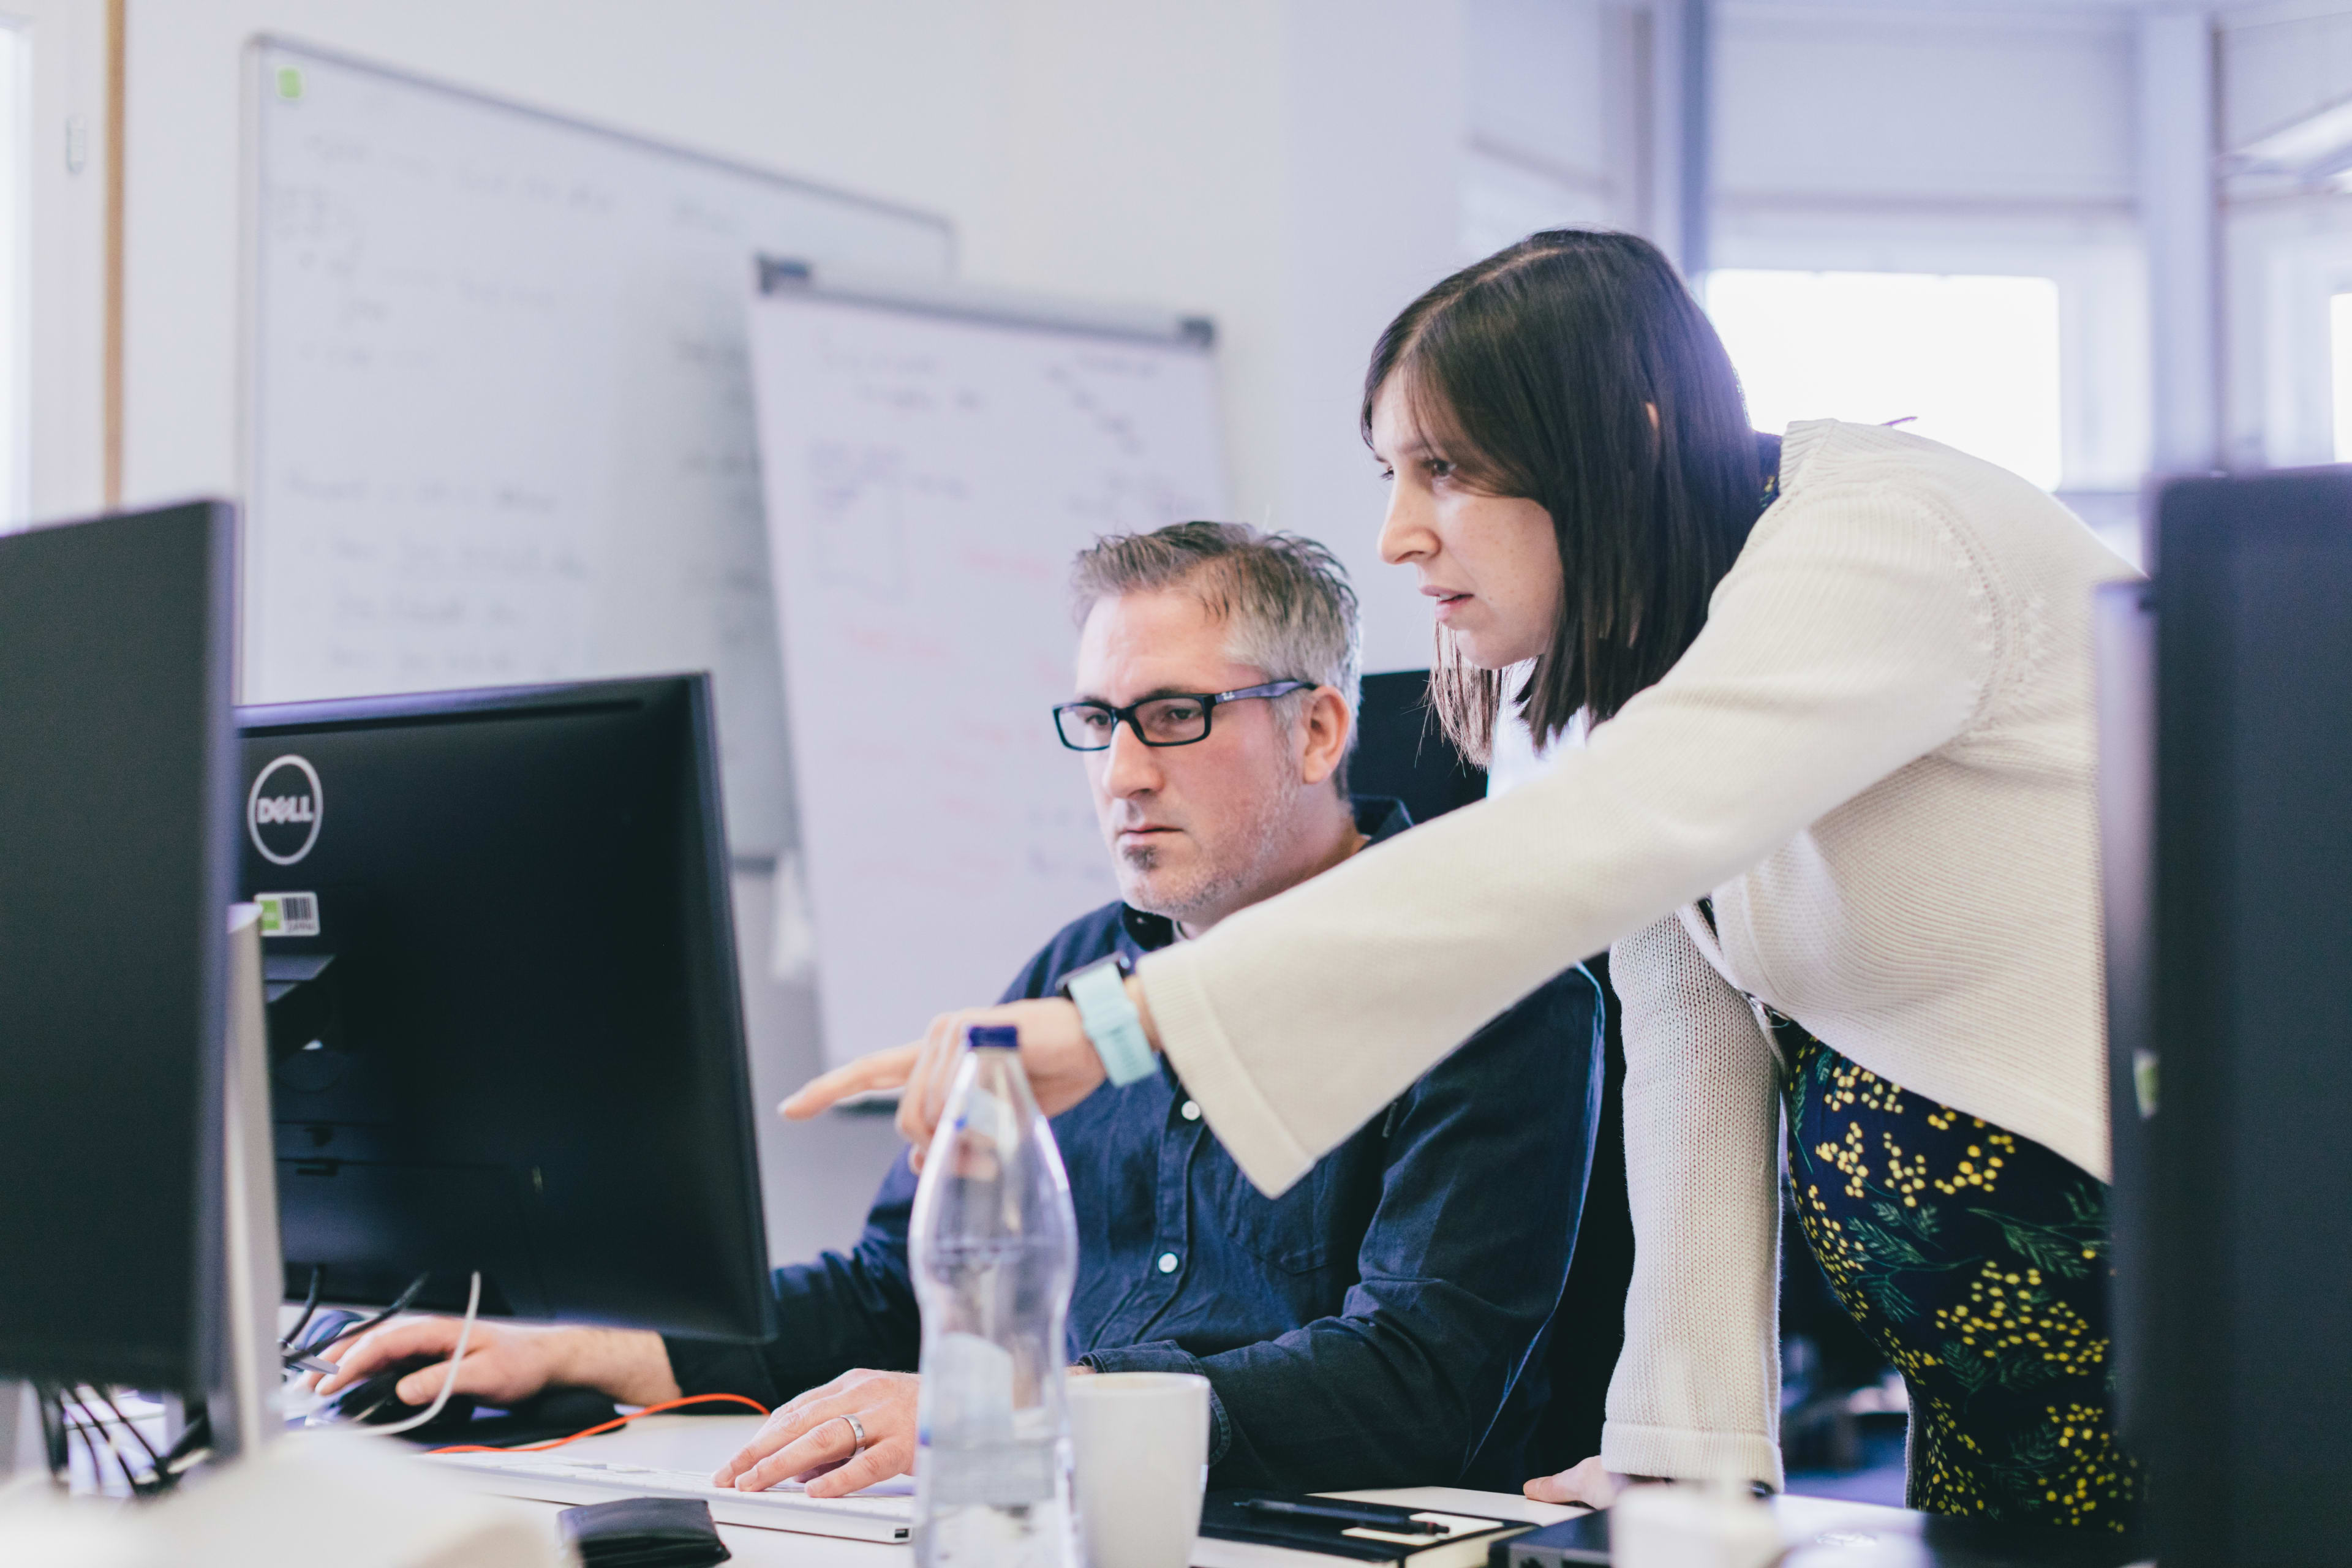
top-left (234, 676), bottom-right (772, 1341)
top-left (1349, 670), bottom-right (1487, 825)
top-left (0, 502), bottom-right (237, 1390)
top-left (2098, 466), bottom-right (2352, 1565)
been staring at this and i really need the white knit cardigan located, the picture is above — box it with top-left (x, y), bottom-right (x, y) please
top-left (1137, 419), bottom-right (2139, 1488)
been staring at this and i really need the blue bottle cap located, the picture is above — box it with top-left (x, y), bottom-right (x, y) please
top-left (968, 1024), bottom-right (1020, 1050)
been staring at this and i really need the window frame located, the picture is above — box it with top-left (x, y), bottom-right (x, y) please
top-left (1706, 210), bottom-right (2152, 496)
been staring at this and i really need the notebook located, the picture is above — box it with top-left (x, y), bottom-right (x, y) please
top-left (1195, 1490), bottom-right (1532, 1568)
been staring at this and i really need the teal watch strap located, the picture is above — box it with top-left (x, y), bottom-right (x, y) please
top-left (1062, 956), bottom-right (1156, 1087)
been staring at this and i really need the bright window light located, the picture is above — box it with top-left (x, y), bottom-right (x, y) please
top-left (0, 24), bottom-right (20, 526)
top-left (1706, 270), bottom-right (2065, 491)
top-left (2333, 293), bottom-right (2352, 464)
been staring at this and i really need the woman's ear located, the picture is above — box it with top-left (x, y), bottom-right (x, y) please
top-left (1297, 687), bottom-right (1354, 788)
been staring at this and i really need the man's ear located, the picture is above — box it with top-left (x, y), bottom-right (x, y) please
top-left (1297, 687), bottom-right (1352, 788)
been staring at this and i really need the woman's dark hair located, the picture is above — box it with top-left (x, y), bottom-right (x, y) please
top-left (1363, 229), bottom-right (1763, 761)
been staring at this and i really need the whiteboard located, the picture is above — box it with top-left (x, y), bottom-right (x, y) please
top-left (243, 40), bottom-right (954, 855)
top-left (748, 274), bottom-right (1227, 1066)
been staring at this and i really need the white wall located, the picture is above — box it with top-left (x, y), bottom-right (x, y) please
top-left (1461, 0), bottom-right (1645, 257)
top-left (1716, 4), bottom-right (2136, 209)
top-left (9, 0), bottom-right (108, 524)
top-left (120, 0), bottom-right (1470, 1261)
top-left (2225, 1), bottom-right (2352, 146)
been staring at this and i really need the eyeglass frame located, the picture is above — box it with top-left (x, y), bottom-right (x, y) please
top-left (1050, 680), bottom-right (1316, 752)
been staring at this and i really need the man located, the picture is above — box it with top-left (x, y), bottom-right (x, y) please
top-left (317, 522), bottom-right (1603, 1499)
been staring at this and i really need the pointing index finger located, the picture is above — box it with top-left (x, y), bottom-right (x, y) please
top-left (780, 1044), bottom-right (921, 1120)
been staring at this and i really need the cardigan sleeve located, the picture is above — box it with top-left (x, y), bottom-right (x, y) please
top-left (1599, 915), bottom-right (1785, 1490)
top-left (1137, 466), bottom-right (1997, 1194)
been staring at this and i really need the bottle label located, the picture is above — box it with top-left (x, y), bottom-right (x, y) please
top-left (925, 1332), bottom-right (1015, 1441)
top-left (921, 1438), bottom-right (1060, 1508)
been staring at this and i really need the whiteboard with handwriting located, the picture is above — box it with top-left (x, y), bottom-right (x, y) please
top-left (748, 282), bottom-right (1226, 1065)
top-left (244, 40), bottom-right (953, 855)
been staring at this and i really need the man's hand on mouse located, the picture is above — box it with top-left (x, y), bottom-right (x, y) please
top-left (308, 1316), bottom-right (680, 1410)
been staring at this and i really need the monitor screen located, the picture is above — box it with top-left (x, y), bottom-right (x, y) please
top-left (0, 502), bottom-right (236, 1390)
top-left (235, 676), bottom-right (771, 1341)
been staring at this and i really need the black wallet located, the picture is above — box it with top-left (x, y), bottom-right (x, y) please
top-left (556, 1496), bottom-right (731, 1568)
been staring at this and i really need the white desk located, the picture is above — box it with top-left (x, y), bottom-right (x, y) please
top-left (479, 1414), bottom-right (1590, 1567)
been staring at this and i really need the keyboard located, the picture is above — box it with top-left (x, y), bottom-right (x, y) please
top-left (426, 1449), bottom-right (915, 1540)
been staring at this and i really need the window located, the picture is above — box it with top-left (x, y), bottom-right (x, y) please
top-left (1706, 270), bottom-right (2065, 492)
top-left (0, 21), bottom-right (24, 525)
top-left (2334, 292), bottom-right (2352, 464)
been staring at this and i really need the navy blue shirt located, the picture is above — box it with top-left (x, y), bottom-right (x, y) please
top-left (667, 797), bottom-right (1604, 1491)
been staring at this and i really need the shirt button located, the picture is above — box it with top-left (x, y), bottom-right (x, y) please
top-left (1180, 1100), bottom-right (1200, 1121)
top-left (1157, 1251), bottom-right (1180, 1274)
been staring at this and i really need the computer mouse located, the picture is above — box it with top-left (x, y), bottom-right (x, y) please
top-left (320, 1355), bottom-right (478, 1434)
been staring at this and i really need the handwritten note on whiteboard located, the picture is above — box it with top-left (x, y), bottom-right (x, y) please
top-left (748, 284), bottom-right (1227, 1065)
top-left (244, 40), bottom-right (952, 856)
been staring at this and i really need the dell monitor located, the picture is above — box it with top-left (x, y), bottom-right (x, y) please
top-left (234, 676), bottom-right (772, 1342)
top-left (0, 501), bottom-right (237, 1392)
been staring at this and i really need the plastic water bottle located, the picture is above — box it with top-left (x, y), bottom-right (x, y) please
top-left (908, 1025), bottom-right (1082, 1568)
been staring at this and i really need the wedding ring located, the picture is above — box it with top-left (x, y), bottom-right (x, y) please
top-left (835, 1413), bottom-right (867, 1456)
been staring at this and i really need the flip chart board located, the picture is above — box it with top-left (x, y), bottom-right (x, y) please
top-left (243, 39), bottom-right (954, 854)
top-left (748, 269), bottom-right (1227, 1066)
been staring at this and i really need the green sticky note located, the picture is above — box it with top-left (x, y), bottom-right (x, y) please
top-left (276, 66), bottom-right (304, 102)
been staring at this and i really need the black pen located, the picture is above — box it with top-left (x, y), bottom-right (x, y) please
top-left (1237, 1499), bottom-right (1447, 1536)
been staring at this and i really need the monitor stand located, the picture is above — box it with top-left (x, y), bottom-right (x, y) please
top-left (209, 903), bottom-right (283, 1464)
top-left (0, 910), bottom-right (277, 1487)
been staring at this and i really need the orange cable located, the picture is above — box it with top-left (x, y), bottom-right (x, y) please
top-left (428, 1392), bottom-right (769, 1455)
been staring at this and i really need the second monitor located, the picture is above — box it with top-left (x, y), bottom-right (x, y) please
top-left (236, 676), bottom-right (772, 1342)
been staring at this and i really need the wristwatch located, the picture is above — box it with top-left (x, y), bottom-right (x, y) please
top-left (1058, 954), bottom-right (1157, 1087)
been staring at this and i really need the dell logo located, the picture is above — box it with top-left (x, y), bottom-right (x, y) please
top-left (247, 755), bottom-right (325, 866)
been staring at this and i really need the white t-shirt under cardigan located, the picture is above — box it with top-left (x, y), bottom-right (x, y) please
top-left (1136, 419), bottom-right (2138, 1489)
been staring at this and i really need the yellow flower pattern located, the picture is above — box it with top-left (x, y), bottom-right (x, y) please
top-left (1777, 1020), bottom-right (2141, 1534)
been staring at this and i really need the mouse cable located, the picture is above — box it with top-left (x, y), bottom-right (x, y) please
top-left (280, 1265), bottom-right (324, 1352)
top-left (427, 1392), bottom-right (771, 1457)
top-left (288, 1269), bottom-right (431, 1366)
top-left (365, 1270), bottom-right (481, 1439)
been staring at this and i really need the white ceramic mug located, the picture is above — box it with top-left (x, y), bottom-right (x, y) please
top-left (1067, 1371), bottom-right (1212, 1568)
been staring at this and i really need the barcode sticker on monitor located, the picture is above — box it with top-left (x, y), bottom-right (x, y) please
top-left (257, 892), bottom-right (321, 938)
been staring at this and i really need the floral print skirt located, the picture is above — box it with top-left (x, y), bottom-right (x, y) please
top-left (1776, 1019), bottom-right (2141, 1534)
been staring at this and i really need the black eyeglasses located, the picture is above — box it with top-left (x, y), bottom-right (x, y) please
top-left (1052, 680), bottom-right (1314, 751)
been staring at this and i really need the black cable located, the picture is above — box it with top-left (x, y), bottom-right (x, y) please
top-left (86, 1387), bottom-right (168, 1495)
top-left (69, 1389), bottom-right (145, 1497)
top-left (34, 1384), bottom-right (69, 1481)
top-left (67, 1397), bottom-right (128, 1496)
top-left (157, 1406), bottom-right (212, 1479)
top-left (281, 1264), bottom-right (324, 1351)
top-left (316, 1270), bottom-right (429, 1351)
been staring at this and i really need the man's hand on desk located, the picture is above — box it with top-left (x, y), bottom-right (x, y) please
top-left (712, 1367), bottom-right (917, 1498)
top-left (715, 1365), bottom-right (1098, 1498)
top-left (307, 1316), bottom-right (680, 1410)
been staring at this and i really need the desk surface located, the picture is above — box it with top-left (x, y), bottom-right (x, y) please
top-left (486, 1414), bottom-right (1596, 1567)
top-left (482, 1417), bottom-right (2071, 1567)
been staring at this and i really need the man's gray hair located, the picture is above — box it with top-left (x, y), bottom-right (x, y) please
top-left (1070, 521), bottom-right (1363, 752)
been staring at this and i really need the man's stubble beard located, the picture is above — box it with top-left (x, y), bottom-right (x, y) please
top-left (1117, 767), bottom-right (1305, 931)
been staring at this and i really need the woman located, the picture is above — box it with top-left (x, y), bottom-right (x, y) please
top-left (794, 231), bottom-right (2140, 1531)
